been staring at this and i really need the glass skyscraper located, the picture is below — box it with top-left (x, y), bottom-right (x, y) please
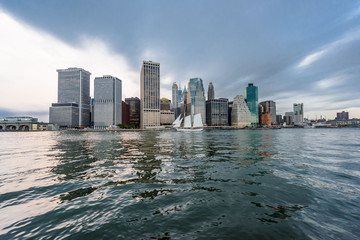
top-left (140, 61), bottom-right (160, 128)
top-left (94, 75), bottom-right (122, 129)
top-left (293, 103), bottom-right (304, 123)
top-left (187, 78), bottom-right (206, 125)
top-left (49, 67), bottom-right (91, 128)
top-left (245, 83), bottom-right (259, 125)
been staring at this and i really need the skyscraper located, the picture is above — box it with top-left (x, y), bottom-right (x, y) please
top-left (93, 75), bottom-right (122, 129)
top-left (187, 78), bottom-right (206, 125)
top-left (172, 82), bottom-right (178, 110)
top-left (208, 81), bottom-right (215, 100)
top-left (177, 89), bottom-right (182, 108)
top-left (140, 60), bottom-right (160, 128)
top-left (245, 83), bottom-right (259, 125)
top-left (49, 67), bottom-right (91, 128)
top-left (125, 97), bottom-right (140, 127)
top-left (231, 95), bottom-right (251, 128)
top-left (206, 98), bottom-right (228, 126)
top-left (259, 101), bottom-right (276, 125)
top-left (293, 103), bottom-right (304, 123)
top-left (337, 111), bottom-right (349, 120)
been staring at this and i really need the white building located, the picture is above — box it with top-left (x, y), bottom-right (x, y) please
top-left (172, 82), bottom-right (178, 110)
top-left (94, 75), bottom-right (122, 129)
top-left (231, 95), bottom-right (251, 128)
top-left (140, 61), bottom-right (160, 128)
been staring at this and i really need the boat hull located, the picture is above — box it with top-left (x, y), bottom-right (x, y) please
top-left (176, 128), bottom-right (203, 132)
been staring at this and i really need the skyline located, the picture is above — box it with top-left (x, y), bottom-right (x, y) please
top-left (1, 1), bottom-right (360, 122)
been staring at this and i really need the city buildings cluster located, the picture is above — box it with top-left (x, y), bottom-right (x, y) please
top-left (44, 61), bottom-right (357, 130)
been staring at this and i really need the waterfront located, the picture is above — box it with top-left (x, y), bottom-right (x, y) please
top-left (0, 129), bottom-right (359, 239)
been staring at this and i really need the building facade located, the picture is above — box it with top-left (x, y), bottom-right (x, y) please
top-left (293, 103), bottom-right (304, 123)
top-left (231, 95), bottom-right (251, 128)
top-left (172, 82), bottom-right (178, 110)
top-left (187, 78), bottom-right (206, 125)
top-left (140, 61), bottom-right (160, 128)
top-left (245, 83), bottom-right (259, 125)
top-left (206, 98), bottom-right (228, 126)
top-left (122, 101), bottom-right (130, 125)
top-left (208, 81), bottom-right (215, 100)
top-left (337, 111), bottom-right (349, 120)
top-left (125, 97), bottom-right (140, 127)
top-left (160, 110), bottom-right (175, 125)
top-left (49, 67), bottom-right (91, 128)
top-left (259, 101), bottom-right (276, 125)
top-left (284, 112), bottom-right (294, 125)
top-left (94, 75), bottom-right (122, 129)
top-left (276, 115), bottom-right (283, 125)
top-left (160, 98), bottom-right (171, 110)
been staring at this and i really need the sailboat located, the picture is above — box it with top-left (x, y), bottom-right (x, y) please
top-left (174, 113), bottom-right (204, 131)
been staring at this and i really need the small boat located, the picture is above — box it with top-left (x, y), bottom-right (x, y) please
top-left (175, 113), bottom-right (203, 131)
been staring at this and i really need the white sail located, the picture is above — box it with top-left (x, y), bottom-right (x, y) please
top-left (193, 113), bottom-right (203, 128)
top-left (172, 114), bottom-right (182, 128)
top-left (184, 116), bottom-right (192, 128)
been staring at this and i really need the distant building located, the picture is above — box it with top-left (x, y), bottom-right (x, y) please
top-left (160, 98), bottom-right (171, 111)
top-left (140, 61), bottom-right (160, 128)
top-left (293, 103), bottom-right (304, 123)
top-left (188, 78), bottom-right (206, 125)
top-left (160, 110), bottom-right (175, 125)
top-left (208, 81), bottom-right (215, 100)
top-left (231, 95), bottom-right (251, 128)
top-left (94, 75), bottom-right (122, 129)
top-left (125, 97), bottom-right (140, 127)
top-left (228, 101), bottom-right (233, 126)
top-left (259, 101), bottom-right (276, 125)
top-left (172, 83), bottom-right (178, 109)
top-left (284, 112), bottom-right (294, 125)
top-left (206, 98), bottom-right (228, 126)
top-left (337, 111), bottom-right (349, 120)
top-left (276, 115), bottom-right (283, 125)
top-left (177, 89), bottom-right (182, 108)
top-left (181, 87), bottom-right (190, 117)
top-left (122, 101), bottom-right (130, 125)
top-left (245, 83), bottom-right (259, 125)
top-left (49, 67), bottom-right (91, 128)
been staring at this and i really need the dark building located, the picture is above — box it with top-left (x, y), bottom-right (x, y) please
top-left (337, 111), bottom-right (349, 120)
top-left (276, 115), bottom-right (283, 125)
top-left (208, 81), bottom-right (215, 100)
top-left (122, 101), bottom-right (130, 125)
top-left (160, 98), bottom-right (171, 110)
top-left (125, 97), bottom-right (140, 127)
top-left (206, 98), bottom-right (229, 126)
top-left (258, 101), bottom-right (276, 125)
top-left (228, 101), bottom-right (233, 126)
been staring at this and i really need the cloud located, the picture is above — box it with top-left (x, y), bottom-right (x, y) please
top-left (316, 76), bottom-right (345, 89)
top-left (297, 49), bottom-right (327, 68)
top-left (0, 10), bottom-right (140, 121)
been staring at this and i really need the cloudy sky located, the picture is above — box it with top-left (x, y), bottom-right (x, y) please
top-left (0, 0), bottom-right (359, 121)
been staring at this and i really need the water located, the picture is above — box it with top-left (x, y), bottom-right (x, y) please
top-left (0, 129), bottom-right (359, 239)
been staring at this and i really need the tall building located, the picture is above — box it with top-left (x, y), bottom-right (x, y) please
top-left (259, 101), bottom-right (276, 125)
top-left (293, 103), bottom-right (304, 123)
top-left (181, 87), bottom-right (190, 117)
top-left (187, 78), bottom-right (206, 125)
top-left (125, 97), bottom-right (140, 127)
top-left (49, 67), bottom-right (91, 128)
top-left (94, 75), bottom-right (122, 129)
top-left (122, 101), bottom-right (130, 125)
top-left (337, 111), bottom-right (349, 120)
top-left (177, 89), bottom-right (182, 108)
top-left (206, 98), bottom-right (228, 126)
top-left (231, 95), bottom-right (251, 128)
top-left (172, 83), bottom-right (178, 109)
top-left (208, 81), bottom-right (215, 100)
top-left (276, 115), bottom-right (283, 125)
top-left (140, 61), bottom-right (160, 128)
top-left (284, 112), bottom-right (294, 125)
top-left (245, 83), bottom-right (259, 125)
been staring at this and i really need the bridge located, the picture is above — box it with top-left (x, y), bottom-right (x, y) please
top-left (0, 117), bottom-right (38, 131)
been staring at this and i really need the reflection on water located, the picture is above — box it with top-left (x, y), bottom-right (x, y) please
top-left (1, 129), bottom-right (360, 239)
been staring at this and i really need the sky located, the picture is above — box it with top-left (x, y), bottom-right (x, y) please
top-left (0, 0), bottom-right (360, 122)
